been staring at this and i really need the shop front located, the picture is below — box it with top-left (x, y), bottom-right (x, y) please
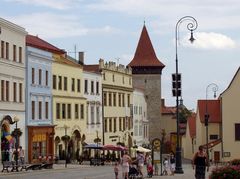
top-left (28, 126), bottom-right (55, 163)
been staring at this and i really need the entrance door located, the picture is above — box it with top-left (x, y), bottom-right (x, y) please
top-left (214, 151), bottom-right (220, 162)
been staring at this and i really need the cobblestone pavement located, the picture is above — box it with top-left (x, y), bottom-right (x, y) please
top-left (0, 162), bottom-right (213, 179)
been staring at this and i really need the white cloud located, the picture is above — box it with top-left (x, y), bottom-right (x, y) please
top-left (5, 0), bottom-right (79, 10)
top-left (5, 13), bottom-right (118, 39)
top-left (5, 13), bottom-right (88, 38)
top-left (181, 32), bottom-right (236, 50)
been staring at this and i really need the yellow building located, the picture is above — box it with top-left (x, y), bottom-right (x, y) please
top-left (220, 67), bottom-right (240, 161)
top-left (99, 59), bottom-right (133, 148)
top-left (52, 54), bottom-right (87, 161)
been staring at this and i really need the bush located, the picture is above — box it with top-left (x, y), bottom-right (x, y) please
top-left (231, 159), bottom-right (240, 166)
top-left (210, 163), bottom-right (240, 178)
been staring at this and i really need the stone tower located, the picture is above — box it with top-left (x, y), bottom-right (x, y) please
top-left (128, 24), bottom-right (165, 141)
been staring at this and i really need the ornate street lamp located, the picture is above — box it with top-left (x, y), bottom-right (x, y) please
top-left (174, 16), bottom-right (198, 174)
top-left (205, 83), bottom-right (218, 159)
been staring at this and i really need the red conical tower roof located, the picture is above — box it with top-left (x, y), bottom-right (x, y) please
top-left (128, 24), bottom-right (165, 68)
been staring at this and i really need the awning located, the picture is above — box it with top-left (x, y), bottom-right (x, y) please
top-left (202, 139), bottom-right (221, 149)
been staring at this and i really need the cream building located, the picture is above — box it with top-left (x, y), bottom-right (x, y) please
top-left (99, 59), bottom-right (133, 147)
top-left (0, 17), bottom-right (27, 161)
top-left (220, 67), bottom-right (240, 161)
top-left (52, 54), bottom-right (87, 161)
top-left (133, 87), bottom-right (148, 146)
top-left (195, 100), bottom-right (221, 163)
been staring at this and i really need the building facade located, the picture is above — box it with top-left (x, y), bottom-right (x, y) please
top-left (0, 18), bottom-right (27, 161)
top-left (99, 59), bottom-right (133, 147)
top-left (25, 35), bottom-right (62, 163)
top-left (128, 24), bottom-right (165, 141)
top-left (52, 54), bottom-right (87, 161)
top-left (133, 87), bottom-right (148, 146)
top-left (83, 66), bottom-right (102, 145)
top-left (220, 67), bottom-right (240, 161)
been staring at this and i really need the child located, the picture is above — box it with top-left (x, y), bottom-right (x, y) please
top-left (147, 163), bottom-right (153, 178)
top-left (163, 158), bottom-right (168, 175)
top-left (114, 162), bottom-right (119, 179)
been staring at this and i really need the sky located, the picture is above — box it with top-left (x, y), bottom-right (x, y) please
top-left (1, 0), bottom-right (240, 110)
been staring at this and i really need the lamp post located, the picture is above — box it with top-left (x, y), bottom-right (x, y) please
top-left (205, 83), bottom-right (218, 159)
top-left (174, 16), bottom-right (198, 174)
top-left (13, 116), bottom-right (20, 172)
top-left (63, 124), bottom-right (69, 168)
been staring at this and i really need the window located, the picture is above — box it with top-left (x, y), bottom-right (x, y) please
top-left (210, 134), bottom-right (218, 140)
top-left (112, 74), bottom-right (115, 82)
top-left (75, 104), bottom-right (79, 119)
top-left (13, 82), bottom-right (17, 102)
top-left (1, 80), bottom-right (4, 101)
top-left (113, 93), bottom-right (116, 106)
top-left (84, 80), bottom-right (88, 93)
top-left (45, 102), bottom-right (49, 119)
top-left (39, 69), bottom-right (42, 85)
top-left (123, 117), bottom-right (126, 130)
top-left (53, 75), bottom-right (56, 89)
top-left (72, 78), bottom-right (75, 92)
top-left (129, 78), bottom-right (132, 85)
top-left (32, 68), bottom-right (35, 84)
top-left (6, 42), bottom-right (9, 59)
top-left (114, 118), bottom-right (116, 132)
top-left (91, 81), bottom-right (94, 94)
top-left (13, 45), bottom-right (16, 62)
top-left (56, 103), bottom-right (60, 119)
top-left (67, 104), bottom-right (71, 119)
top-left (39, 101), bottom-right (42, 119)
top-left (96, 106), bottom-right (100, 124)
top-left (1, 41), bottom-right (4, 58)
top-left (58, 76), bottom-right (62, 90)
top-left (91, 106), bottom-right (94, 124)
top-left (109, 118), bottom-right (112, 132)
top-left (118, 94), bottom-right (121, 107)
top-left (62, 104), bottom-right (66, 119)
top-left (19, 47), bottom-right (22, 63)
top-left (19, 83), bottom-right (22, 102)
top-left (45, 71), bottom-right (48, 86)
top-left (122, 76), bottom-right (124, 84)
top-left (103, 92), bottom-right (107, 106)
top-left (122, 94), bottom-right (125, 107)
top-left (6, 81), bottom-right (9, 101)
top-left (80, 104), bottom-right (84, 119)
top-left (64, 77), bottom-right (67, 91)
top-left (96, 82), bottom-right (99, 94)
top-left (108, 93), bottom-right (112, 106)
top-left (32, 101), bottom-right (35, 119)
top-left (127, 94), bottom-right (130, 107)
top-left (77, 79), bottom-right (80, 92)
top-left (119, 117), bottom-right (122, 131)
top-left (104, 118), bottom-right (107, 132)
top-left (235, 123), bottom-right (240, 141)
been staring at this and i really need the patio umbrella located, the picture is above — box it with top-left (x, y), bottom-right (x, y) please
top-left (103, 144), bottom-right (117, 151)
top-left (136, 146), bottom-right (151, 153)
top-left (84, 143), bottom-right (103, 149)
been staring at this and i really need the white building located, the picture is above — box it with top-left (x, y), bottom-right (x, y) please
top-left (133, 87), bottom-right (149, 146)
top-left (83, 65), bottom-right (102, 144)
top-left (0, 17), bottom-right (27, 161)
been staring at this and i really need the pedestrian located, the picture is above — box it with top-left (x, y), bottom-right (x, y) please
top-left (192, 145), bottom-right (209, 179)
top-left (169, 152), bottom-right (175, 175)
top-left (18, 146), bottom-right (25, 163)
top-left (154, 162), bottom-right (159, 175)
top-left (114, 162), bottom-right (119, 179)
top-left (135, 151), bottom-right (145, 177)
top-left (163, 157), bottom-right (168, 175)
top-left (121, 151), bottom-right (131, 179)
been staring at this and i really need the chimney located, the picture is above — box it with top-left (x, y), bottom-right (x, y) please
top-left (78, 52), bottom-right (84, 65)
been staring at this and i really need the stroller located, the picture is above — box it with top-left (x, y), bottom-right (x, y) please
top-left (128, 165), bottom-right (143, 179)
top-left (147, 164), bottom-right (153, 178)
